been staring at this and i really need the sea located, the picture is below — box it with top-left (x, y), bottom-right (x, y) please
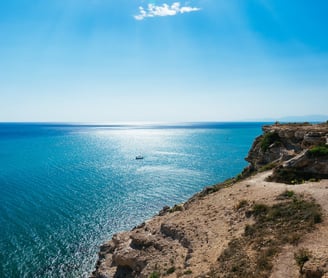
top-left (0, 122), bottom-right (267, 278)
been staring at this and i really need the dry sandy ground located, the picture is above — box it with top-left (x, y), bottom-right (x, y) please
top-left (173, 171), bottom-right (328, 277)
top-left (94, 171), bottom-right (328, 277)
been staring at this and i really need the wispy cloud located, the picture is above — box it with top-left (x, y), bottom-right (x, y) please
top-left (134, 2), bottom-right (201, 20)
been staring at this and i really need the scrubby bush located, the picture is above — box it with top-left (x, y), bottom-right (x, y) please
top-left (235, 200), bottom-right (248, 210)
top-left (169, 204), bottom-right (183, 213)
top-left (166, 266), bottom-right (175, 274)
top-left (258, 162), bottom-right (278, 172)
top-left (308, 144), bottom-right (328, 157)
top-left (214, 194), bottom-right (322, 278)
top-left (260, 132), bottom-right (281, 152)
top-left (277, 190), bottom-right (295, 199)
top-left (268, 168), bottom-right (320, 184)
top-left (149, 271), bottom-right (160, 278)
top-left (294, 248), bottom-right (311, 274)
top-left (252, 203), bottom-right (269, 216)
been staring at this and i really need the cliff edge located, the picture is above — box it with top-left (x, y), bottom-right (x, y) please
top-left (91, 123), bottom-right (328, 278)
top-left (244, 122), bottom-right (328, 183)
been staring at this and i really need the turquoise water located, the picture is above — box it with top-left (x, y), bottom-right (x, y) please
top-left (0, 123), bottom-right (265, 277)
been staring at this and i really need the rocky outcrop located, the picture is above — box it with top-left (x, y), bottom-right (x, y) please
top-left (91, 214), bottom-right (191, 278)
top-left (244, 122), bottom-right (328, 182)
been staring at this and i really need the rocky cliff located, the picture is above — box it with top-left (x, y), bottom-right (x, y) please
top-left (244, 122), bottom-right (328, 183)
top-left (91, 123), bottom-right (328, 278)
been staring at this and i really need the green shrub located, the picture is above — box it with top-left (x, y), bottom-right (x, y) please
top-left (166, 266), bottom-right (175, 275)
top-left (149, 271), bottom-right (160, 278)
top-left (308, 144), bottom-right (328, 157)
top-left (294, 248), bottom-right (311, 274)
top-left (169, 204), bottom-right (183, 213)
top-left (277, 190), bottom-right (295, 199)
top-left (260, 132), bottom-right (280, 152)
top-left (268, 168), bottom-right (318, 184)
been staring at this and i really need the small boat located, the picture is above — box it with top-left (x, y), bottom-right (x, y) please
top-left (136, 155), bottom-right (144, 160)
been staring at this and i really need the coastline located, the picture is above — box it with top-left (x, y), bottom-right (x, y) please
top-left (0, 122), bottom-right (265, 277)
top-left (91, 123), bottom-right (328, 278)
top-left (92, 173), bottom-right (328, 277)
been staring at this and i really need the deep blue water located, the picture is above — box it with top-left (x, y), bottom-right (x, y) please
top-left (0, 122), bottom-right (266, 277)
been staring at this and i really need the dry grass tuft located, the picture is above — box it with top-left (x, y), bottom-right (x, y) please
top-left (212, 193), bottom-right (322, 278)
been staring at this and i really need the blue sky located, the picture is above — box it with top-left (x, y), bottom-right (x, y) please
top-left (0, 0), bottom-right (327, 122)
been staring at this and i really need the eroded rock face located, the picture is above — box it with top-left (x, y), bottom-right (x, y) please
top-left (245, 123), bottom-right (328, 181)
top-left (91, 217), bottom-right (190, 278)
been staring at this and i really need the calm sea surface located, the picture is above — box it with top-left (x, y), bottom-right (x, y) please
top-left (0, 122), bottom-right (266, 277)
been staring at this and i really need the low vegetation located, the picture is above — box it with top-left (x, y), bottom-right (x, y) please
top-left (260, 131), bottom-right (281, 152)
top-left (165, 266), bottom-right (175, 275)
top-left (149, 271), bottom-right (160, 278)
top-left (258, 162), bottom-right (278, 172)
top-left (294, 248), bottom-right (311, 274)
top-left (183, 269), bottom-right (192, 275)
top-left (268, 167), bottom-right (321, 184)
top-left (169, 204), bottom-right (183, 213)
top-left (307, 144), bottom-right (328, 158)
top-left (212, 193), bottom-right (322, 278)
top-left (277, 190), bottom-right (295, 199)
top-left (198, 177), bottom-right (237, 197)
top-left (235, 199), bottom-right (248, 210)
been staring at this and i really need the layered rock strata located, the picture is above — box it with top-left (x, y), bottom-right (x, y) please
top-left (244, 122), bottom-right (328, 182)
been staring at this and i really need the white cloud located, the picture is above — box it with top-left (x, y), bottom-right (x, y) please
top-left (134, 2), bottom-right (201, 20)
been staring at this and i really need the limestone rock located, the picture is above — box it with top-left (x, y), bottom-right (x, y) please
top-left (245, 123), bottom-right (328, 180)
